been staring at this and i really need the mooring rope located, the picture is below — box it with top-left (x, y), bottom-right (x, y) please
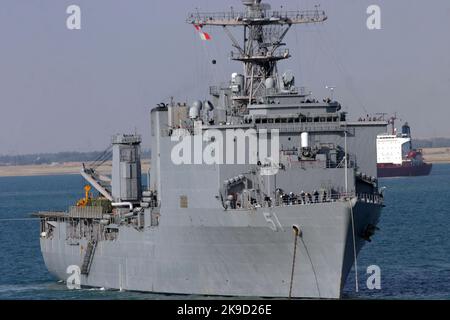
top-left (300, 237), bottom-right (321, 298)
top-left (288, 225), bottom-right (322, 298)
top-left (289, 226), bottom-right (300, 299)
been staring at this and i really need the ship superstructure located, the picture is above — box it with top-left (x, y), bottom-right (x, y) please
top-left (36, 0), bottom-right (387, 299)
top-left (377, 116), bottom-right (432, 177)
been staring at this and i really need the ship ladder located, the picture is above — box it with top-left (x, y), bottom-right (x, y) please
top-left (81, 240), bottom-right (98, 275)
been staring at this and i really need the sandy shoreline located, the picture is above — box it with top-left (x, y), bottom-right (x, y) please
top-left (0, 160), bottom-right (150, 178)
top-left (421, 148), bottom-right (450, 164)
top-left (0, 148), bottom-right (448, 178)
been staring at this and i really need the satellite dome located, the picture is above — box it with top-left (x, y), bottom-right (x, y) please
top-left (265, 77), bottom-right (275, 89)
top-left (189, 100), bottom-right (203, 119)
top-left (192, 100), bottom-right (203, 110)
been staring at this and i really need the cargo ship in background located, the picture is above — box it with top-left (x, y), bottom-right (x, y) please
top-left (377, 116), bottom-right (432, 178)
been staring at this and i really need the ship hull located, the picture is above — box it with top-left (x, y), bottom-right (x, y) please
top-left (40, 200), bottom-right (381, 299)
top-left (377, 162), bottom-right (432, 178)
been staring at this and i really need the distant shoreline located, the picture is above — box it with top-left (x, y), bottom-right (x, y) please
top-left (421, 148), bottom-right (450, 164)
top-left (0, 160), bottom-right (150, 178)
top-left (0, 148), bottom-right (448, 178)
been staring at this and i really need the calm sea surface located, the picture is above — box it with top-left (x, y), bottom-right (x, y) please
top-left (0, 165), bottom-right (449, 300)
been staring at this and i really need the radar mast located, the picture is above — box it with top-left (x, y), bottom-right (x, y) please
top-left (187, 0), bottom-right (327, 106)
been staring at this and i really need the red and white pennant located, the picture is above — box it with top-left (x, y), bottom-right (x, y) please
top-left (193, 24), bottom-right (211, 41)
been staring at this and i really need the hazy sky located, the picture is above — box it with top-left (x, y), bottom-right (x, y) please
top-left (1, 0), bottom-right (449, 155)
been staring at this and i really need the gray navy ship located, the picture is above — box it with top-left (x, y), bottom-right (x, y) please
top-left (36, 0), bottom-right (387, 299)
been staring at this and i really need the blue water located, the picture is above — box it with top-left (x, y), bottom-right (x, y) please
top-left (0, 166), bottom-right (449, 300)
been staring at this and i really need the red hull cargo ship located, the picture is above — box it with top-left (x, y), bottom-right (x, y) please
top-left (377, 121), bottom-right (432, 178)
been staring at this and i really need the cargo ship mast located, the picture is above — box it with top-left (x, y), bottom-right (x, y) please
top-left (187, 0), bottom-right (327, 107)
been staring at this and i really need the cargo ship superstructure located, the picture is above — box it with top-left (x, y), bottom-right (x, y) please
top-left (36, 0), bottom-right (387, 299)
top-left (377, 117), bottom-right (432, 178)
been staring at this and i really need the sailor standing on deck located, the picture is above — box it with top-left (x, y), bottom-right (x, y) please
top-left (307, 192), bottom-right (313, 204)
top-left (314, 190), bottom-right (319, 203)
top-left (300, 191), bottom-right (306, 204)
top-left (289, 192), bottom-right (295, 205)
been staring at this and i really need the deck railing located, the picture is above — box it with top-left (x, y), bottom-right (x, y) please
top-left (187, 9), bottom-right (327, 26)
top-left (253, 191), bottom-right (384, 209)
